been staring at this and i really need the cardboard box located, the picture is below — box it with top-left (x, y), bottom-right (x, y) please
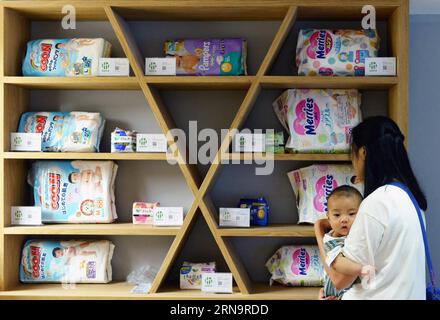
top-left (365, 57), bottom-right (396, 76)
top-left (136, 134), bottom-right (167, 152)
top-left (10, 133), bottom-right (41, 151)
top-left (180, 262), bottom-right (216, 290)
top-left (219, 208), bottom-right (250, 227)
top-left (98, 58), bottom-right (130, 76)
top-left (132, 202), bottom-right (158, 225)
top-left (145, 57), bottom-right (176, 75)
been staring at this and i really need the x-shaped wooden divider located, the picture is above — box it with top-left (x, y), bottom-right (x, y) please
top-left (106, 5), bottom-right (297, 294)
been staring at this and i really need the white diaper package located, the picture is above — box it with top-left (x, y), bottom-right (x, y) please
top-left (273, 89), bottom-right (362, 153)
top-left (266, 246), bottom-right (324, 287)
top-left (288, 164), bottom-right (363, 224)
top-left (20, 239), bottom-right (114, 283)
top-left (296, 29), bottom-right (380, 76)
top-left (22, 38), bottom-right (111, 76)
top-left (18, 111), bottom-right (105, 152)
top-left (28, 160), bottom-right (118, 223)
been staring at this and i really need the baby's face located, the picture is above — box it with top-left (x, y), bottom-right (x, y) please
top-left (327, 195), bottom-right (361, 237)
top-left (54, 249), bottom-right (64, 258)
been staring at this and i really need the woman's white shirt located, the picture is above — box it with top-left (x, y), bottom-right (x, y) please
top-left (341, 185), bottom-right (426, 300)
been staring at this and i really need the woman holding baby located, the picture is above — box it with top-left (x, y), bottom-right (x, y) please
top-left (315, 116), bottom-right (427, 300)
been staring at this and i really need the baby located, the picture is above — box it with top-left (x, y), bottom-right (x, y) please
top-left (317, 185), bottom-right (370, 300)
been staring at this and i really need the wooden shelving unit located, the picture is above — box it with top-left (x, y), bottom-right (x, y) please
top-left (0, 0), bottom-right (409, 300)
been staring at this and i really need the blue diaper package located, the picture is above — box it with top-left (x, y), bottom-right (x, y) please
top-left (18, 111), bottom-right (105, 152)
top-left (27, 160), bottom-right (118, 223)
top-left (22, 38), bottom-right (111, 76)
top-left (238, 197), bottom-right (269, 226)
top-left (20, 239), bottom-right (115, 283)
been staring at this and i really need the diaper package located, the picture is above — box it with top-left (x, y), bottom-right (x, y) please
top-left (164, 39), bottom-right (247, 76)
top-left (266, 246), bottom-right (324, 287)
top-left (22, 38), bottom-right (111, 76)
top-left (28, 160), bottom-right (118, 223)
top-left (273, 89), bottom-right (362, 153)
top-left (288, 164), bottom-right (363, 224)
top-left (296, 29), bottom-right (379, 76)
top-left (20, 239), bottom-right (114, 283)
top-left (18, 111), bottom-right (105, 152)
top-left (180, 262), bottom-right (216, 289)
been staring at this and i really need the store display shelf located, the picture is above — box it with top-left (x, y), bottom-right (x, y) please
top-left (217, 224), bottom-right (315, 237)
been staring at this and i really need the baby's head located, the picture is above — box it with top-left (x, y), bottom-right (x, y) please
top-left (327, 185), bottom-right (363, 237)
top-left (52, 247), bottom-right (64, 258)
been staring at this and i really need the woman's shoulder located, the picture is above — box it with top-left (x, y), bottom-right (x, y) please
top-left (363, 184), bottom-right (406, 203)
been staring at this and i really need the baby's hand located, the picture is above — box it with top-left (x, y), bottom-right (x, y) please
top-left (360, 265), bottom-right (376, 289)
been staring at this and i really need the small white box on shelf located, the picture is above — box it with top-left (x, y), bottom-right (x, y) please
top-left (153, 207), bottom-right (184, 226)
top-left (365, 57), bottom-right (396, 76)
top-left (232, 133), bottom-right (266, 153)
top-left (136, 134), bottom-right (168, 152)
top-left (201, 273), bottom-right (233, 293)
top-left (10, 133), bottom-right (41, 151)
top-left (11, 206), bottom-right (42, 225)
top-left (145, 57), bottom-right (176, 75)
top-left (98, 58), bottom-right (130, 76)
top-left (219, 208), bottom-right (250, 227)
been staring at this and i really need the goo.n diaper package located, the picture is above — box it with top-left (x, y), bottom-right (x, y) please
top-left (288, 164), bottom-right (363, 224)
top-left (18, 111), bottom-right (105, 152)
top-left (22, 38), bottom-right (111, 76)
top-left (164, 39), bottom-right (247, 76)
top-left (273, 89), bottom-right (362, 153)
top-left (296, 29), bottom-right (380, 76)
top-left (20, 239), bottom-right (114, 283)
top-left (27, 160), bottom-right (118, 223)
top-left (266, 246), bottom-right (324, 287)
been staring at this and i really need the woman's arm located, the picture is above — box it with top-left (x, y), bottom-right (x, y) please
top-left (314, 219), bottom-right (331, 262)
top-left (331, 253), bottom-right (362, 276)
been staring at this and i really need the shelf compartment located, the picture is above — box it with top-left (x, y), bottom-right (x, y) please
top-left (260, 76), bottom-right (398, 89)
top-left (0, 282), bottom-right (319, 300)
top-left (145, 76), bottom-right (255, 90)
top-left (224, 153), bottom-right (351, 161)
top-left (3, 223), bottom-right (180, 236)
top-left (3, 77), bottom-right (140, 90)
top-left (217, 224), bottom-right (314, 237)
top-left (3, 152), bottom-right (169, 160)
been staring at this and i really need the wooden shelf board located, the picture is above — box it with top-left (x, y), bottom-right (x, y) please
top-left (0, 282), bottom-right (319, 300)
top-left (3, 152), bottom-right (169, 160)
top-left (3, 77), bottom-right (140, 90)
top-left (144, 76), bottom-right (255, 90)
top-left (224, 153), bottom-right (351, 161)
top-left (3, 223), bottom-right (180, 236)
top-left (218, 224), bottom-right (315, 237)
top-left (260, 76), bottom-right (398, 89)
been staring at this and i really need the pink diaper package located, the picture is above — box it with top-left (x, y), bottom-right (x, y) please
top-left (266, 245), bottom-right (324, 287)
top-left (273, 89), bottom-right (362, 153)
top-left (296, 29), bottom-right (380, 76)
top-left (288, 164), bottom-right (363, 224)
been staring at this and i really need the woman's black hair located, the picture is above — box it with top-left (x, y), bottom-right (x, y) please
top-left (351, 116), bottom-right (427, 210)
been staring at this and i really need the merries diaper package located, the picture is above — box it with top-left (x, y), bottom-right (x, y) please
top-left (22, 38), bottom-right (111, 76)
top-left (288, 164), bottom-right (364, 224)
top-left (296, 29), bottom-right (380, 76)
top-left (20, 239), bottom-right (114, 283)
top-left (266, 246), bottom-right (324, 287)
top-left (273, 89), bottom-right (362, 153)
top-left (18, 111), bottom-right (105, 152)
top-left (164, 39), bottom-right (247, 76)
top-left (28, 161), bottom-right (118, 223)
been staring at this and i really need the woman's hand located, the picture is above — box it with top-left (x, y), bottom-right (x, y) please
top-left (318, 288), bottom-right (338, 300)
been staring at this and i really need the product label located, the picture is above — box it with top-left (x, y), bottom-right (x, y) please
top-left (98, 58), bottom-right (130, 76)
top-left (201, 273), bottom-right (233, 293)
top-left (136, 134), bottom-right (168, 152)
top-left (219, 208), bottom-right (250, 227)
top-left (365, 57), bottom-right (396, 76)
top-left (10, 133), bottom-right (42, 151)
top-left (145, 58), bottom-right (176, 75)
top-left (153, 207), bottom-right (184, 226)
top-left (11, 206), bottom-right (42, 225)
